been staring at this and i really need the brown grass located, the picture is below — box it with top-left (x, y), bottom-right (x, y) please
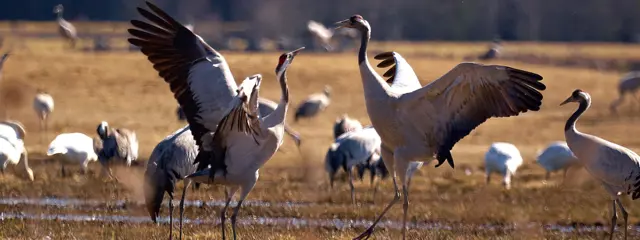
top-left (0, 28), bottom-right (639, 239)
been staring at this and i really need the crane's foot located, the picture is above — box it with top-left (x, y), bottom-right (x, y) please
top-left (352, 227), bottom-right (374, 240)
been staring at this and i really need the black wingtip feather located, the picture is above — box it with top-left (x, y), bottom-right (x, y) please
top-left (374, 51), bottom-right (394, 60)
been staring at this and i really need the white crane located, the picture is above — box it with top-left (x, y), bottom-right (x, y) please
top-left (561, 89), bottom-right (640, 240)
top-left (53, 4), bottom-right (78, 49)
top-left (127, 2), bottom-right (303, 239)
top-left (94, 121), bottom-right (139, 181)
top-left (33, 90), bottom-right (54, 143)
top-left (46, 132), bottom-right (98, 177)
top-left (335, 15), bottom-right (546, 239)
top-left (0, 120), bottom-right (32, 181)
top-left (333, 114), bottom-right (363, 140)
top-left (609, 71), bottom-right (640, 113)
top-left (535, 141), bottom-right (579, 180)
top-left (144, 125), bottom-right (198, 240)
top-left (177, 98), bottom-right (303, 147)
top-left (294, 85), bottom-right (331, 122)
top-left (484, 142), bottom-right (523, 189)
top-left (0, 51), bottom-right (10, 82)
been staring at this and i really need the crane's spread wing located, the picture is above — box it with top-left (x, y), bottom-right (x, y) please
top-left (128, 1), bottom-right (239, 158)
top-left (374, 52), bottom-right (422, 92)
top-left (396, 62), bottom-right (545, 168)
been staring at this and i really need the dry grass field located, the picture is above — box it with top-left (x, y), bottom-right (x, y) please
top-left (1, 22), bottom-right (640, 239)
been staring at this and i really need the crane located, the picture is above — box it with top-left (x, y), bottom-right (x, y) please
top-left (561, 89), bottom-right (640, 240)
top-left (484, 142), bottom-right (523, 189)
top-left (53, 4), bottom-right (78, 49)
top-left (294, 85), bottom-right (331, 122)
top-left (127, 2), bottom-right (304, 239)
top-left (94, 121), bottom-right (138, 182)
top-left (33, 90), bottom-right (54, 143)
top-left (47, 132), bottom-right (98, 177)
top-left (335, 14), bottom-right (546, 239)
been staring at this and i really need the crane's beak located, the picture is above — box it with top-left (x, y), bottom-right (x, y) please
top-left (288, 47), bottom-right (305, 57)
top-left (559, 97), bottom-right (574, 106)
top-left (334, 19), bottom-right (350, 30)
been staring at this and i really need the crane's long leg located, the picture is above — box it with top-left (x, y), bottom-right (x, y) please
top-left (168, 192), bottom-right (174, 240)
top-left (353, 147), bottom-right (398, 240)
top-left (615, 199), bottom-right (628, 240)
top-left (231, 183), bottom-right (255, 240)
top-left (61, 163), bottom-right (66, 178)
top-left (397, 161), bottom-right (410, 240)
top-left (485, 171), bottom-right (491, 184)
top-left (221, 186), bottom-right (239, 240)
top-left (545, 171), bottom-right (550, 181)
top-left (609, 200), bottom-right (618, 240)
top-left (179, 180), bottom-right (192, 240)
top-left (349, 167), bottom-right (356, 205)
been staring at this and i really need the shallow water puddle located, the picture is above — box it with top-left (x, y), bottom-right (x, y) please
top-left (0, 211), bottom-right (637, 233)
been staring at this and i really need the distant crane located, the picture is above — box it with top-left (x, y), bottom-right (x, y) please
top-left (0, 52), bottom-right (10, 82)
top-left (333, 114), bottom-right (363, 140)
top-left (53, 4), bottom-right (78, 49)
top-left (478, 38), bottom-right (502, 61)
top-left (484, 142), bottom-right (523, 189)
top-left (609, 71), bottom-right (640, 113)
top-left (294, 85), bottom-right (331, 122)
top-left (335, 14), bottom-right (545, 239)
top-left (127, 2), bottom-right (304, 238)
top-left (144, 125), bottom-right (197, 240)
top-left (47, 132), bottom-right (98, 177)
top-left (535, 141), bottom-right (579, 180)
top-left (307, 20), bottom-right (358, 52)
top-left (561, 89), bottom-right (640, 240)
top-left (0, 120), bottom-right (33, 181)
top-left (33, 90), bottom-right (54, 143)
top-left (94, 121), bottom-right (139, 182)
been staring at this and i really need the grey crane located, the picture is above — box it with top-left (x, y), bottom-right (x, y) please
top-left (33, 89), bottom-right (54, 143)
top-left (335, 15), bottom-right (546, 239)
top-left (609, 71), bottom-right (640, 113)
top-left (333, 114), bottom-right (363, 140)
top-left (478, 38), bottom-right (501, 61)
top-left (53, 4), bottom-right (78, 49)
top-left (176, 98), bottom-right (302, 147)
top-left (561, 89), bottom-right (640, 240)
top-left (127, 2), bottom-right (303, 239)
top-left (294, 85), bottom-right (331, 122)
top-left (144, 125), bottom-right (198, 240)
top-left (0, 52), bottom-right (10, 82)
top-left (95, 121), bottom-right (139, 182)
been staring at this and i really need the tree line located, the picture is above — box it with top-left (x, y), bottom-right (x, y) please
top-left (1, 0), bottom-right (638, 42)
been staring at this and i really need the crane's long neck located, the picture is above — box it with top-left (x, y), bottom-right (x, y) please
top-left (357, 25), bottom-right (391, 101)
top-left (263, 69), bottom-right (289, 128)
top-left (565, 98), bottom-right (590, 133)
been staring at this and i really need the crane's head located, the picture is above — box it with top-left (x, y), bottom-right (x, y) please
top-left (96, 121), bottom-right (109, 139)
top-left (560, 89), bottom-right (590, 106)
top-left (275, 47), bottom-right (305, 76)
top-left (323, 85), bottom-right (332, 97)
top-left (53, 4), bottom-right (64, 14)
top-left (334, 15), bottom-right (369, 31)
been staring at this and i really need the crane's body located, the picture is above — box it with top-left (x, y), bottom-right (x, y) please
top-left (144, 125), bottom-right (198, 239)
top-left (33, 91), bottom-right (54, 142)
top-left (0, 121), bottom-right (32, 181)
top-left (47, 132), bottom-right (98, 176)
top-left (484, 142), bottom-right (523, 189)
top-left (536, 141), bottom-right (579, 180)
top-left (561, 89), bottom-right (640, 240)
top-left (335, 15), bottom-right (546, 239)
